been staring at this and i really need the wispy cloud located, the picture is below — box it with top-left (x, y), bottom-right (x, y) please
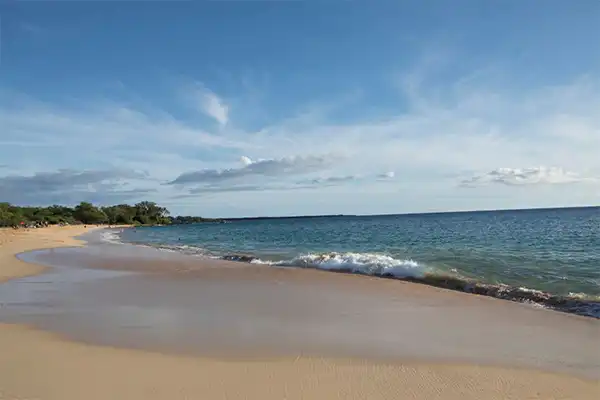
top-left (0, 94), bottom-right (250, 181)
top-left (306, 175), bottom-right (358, 185)
top-left (0, 169), bottom-right (155, 206)
top-left (299, 171), bottom-right (395, 186)
top-left (186, 83), bottom-right (229, 125)
top-left (168, 155), bottom-right (334, 186)
top-left (172, 168), bottom-right (395, 197)
top-left (460, 167), bottom-right (597, 187)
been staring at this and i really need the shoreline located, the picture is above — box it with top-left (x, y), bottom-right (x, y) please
top-left (117, 228), bottom-right (600, 319)
top-left (1, 226), bottom-right (599, 399)
top-left (0, 225), bottom-right (105, 283)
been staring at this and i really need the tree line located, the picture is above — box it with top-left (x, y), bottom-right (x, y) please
top-left (0, 201), bottom-right (222, 227)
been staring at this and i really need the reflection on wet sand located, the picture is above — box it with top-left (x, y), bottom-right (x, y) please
top-left (1, 242), bottom-right (599, 379)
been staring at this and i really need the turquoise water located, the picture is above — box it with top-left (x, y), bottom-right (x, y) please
top-left (116, 207), bottom-right (600, 316)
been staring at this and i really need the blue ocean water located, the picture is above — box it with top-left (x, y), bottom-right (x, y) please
top-left (116, 207), bottom-right (600, 316)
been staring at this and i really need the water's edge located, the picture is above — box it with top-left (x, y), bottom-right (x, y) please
top-left (104, 228), bottom-right (600, 319)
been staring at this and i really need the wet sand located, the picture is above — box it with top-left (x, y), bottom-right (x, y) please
top-left (1, 226), bottom-right (599, 399)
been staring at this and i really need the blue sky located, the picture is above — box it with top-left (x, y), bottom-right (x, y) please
top-left (1, 1), bottom-right (599, 217)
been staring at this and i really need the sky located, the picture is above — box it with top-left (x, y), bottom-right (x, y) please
top-left (1, 1), bottom-right (599, 217)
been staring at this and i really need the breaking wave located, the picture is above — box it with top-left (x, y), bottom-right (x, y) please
top-left (99, 229), bottom-right (124, 245)
top-left (253, 252), bottom-right (427, 278)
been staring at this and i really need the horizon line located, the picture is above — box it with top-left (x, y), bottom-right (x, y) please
top-left (221, 205), bottom-right (599, 221)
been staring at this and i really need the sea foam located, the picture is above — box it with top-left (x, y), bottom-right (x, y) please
top-left (100, 229), bottom-right (124, 245)
top-left (251, 252), bottom-right (426, 279)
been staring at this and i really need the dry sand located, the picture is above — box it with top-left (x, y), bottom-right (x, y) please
top-left (0, 226), bottom-right (599, 400)
top-left (0, 225), bottom-right (96, 282)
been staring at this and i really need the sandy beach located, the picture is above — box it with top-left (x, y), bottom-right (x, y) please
top-left (0, 226), bottom-right (599, 400)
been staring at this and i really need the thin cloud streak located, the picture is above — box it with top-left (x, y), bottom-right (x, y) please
top-left (168, 155), bottom-right (334, 186)
top-left (460, 167), bottom-right (598, 187)
top-left (179, 170), bottom-right (397, 197)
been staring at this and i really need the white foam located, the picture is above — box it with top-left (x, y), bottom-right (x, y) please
top-left (517, 286), bottom-right (546, 295)
top-left (567, 292), bottom-right (598, 299)
top-left (100, 229), bottom-right (124, 245)
top-left (257, 252), bottom-right (426, 279)
top-left (147, 243), bottom-right (208, 256)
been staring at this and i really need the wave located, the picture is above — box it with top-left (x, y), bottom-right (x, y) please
top-left (139, 243), bottom-right (209, 256)
top-left (252, 252), bottom-right (426, 279)
top-left (99, 229), bottom-right (124, 245)
top-left (223, 251), bottom-right (600, 319)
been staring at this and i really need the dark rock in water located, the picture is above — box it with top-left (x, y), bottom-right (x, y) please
top-left (221, 254), bottom-right (257, 263)
top-left (401, 273), bottom-right (600, 319)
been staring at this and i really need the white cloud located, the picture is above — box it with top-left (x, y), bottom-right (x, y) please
top-left (185, 83), bottom-right (229, 125)
top-left (201, 91), bottom-right (229, 125)
top-left (0, 95), bottom-right (252, 182)
top-left (240, 156), bottom-right (253, 166)
top-left (238, 76), bottom-right (600, 193)
top-left (460, 167), bottom-right (597, 187)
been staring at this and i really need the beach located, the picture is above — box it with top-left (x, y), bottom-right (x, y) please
top-left (0, 226), bottom-right (599, 400)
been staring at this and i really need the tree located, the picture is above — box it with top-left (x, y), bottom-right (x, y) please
top-left (0, 202), bottom-right (23, 227)
top-left (47, 205), bottom-right (75, 222)
top-left (102, 204), bottom-right (136, 225)
top-left (133, 201), bottom-right (170, 225)
top-left (73, 202), bottom-right (107, 224)
top-left (0, 201), bottom-right (215, 227)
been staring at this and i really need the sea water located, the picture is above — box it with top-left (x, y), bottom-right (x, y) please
top-left (115, 207), bottom-right (600, 317)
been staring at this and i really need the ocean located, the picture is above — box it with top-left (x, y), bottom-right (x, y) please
top-left (113, 207), bottom-right (600, 317)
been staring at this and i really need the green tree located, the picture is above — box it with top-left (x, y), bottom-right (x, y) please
top-left (133, 201), bottom-right (170, 225)
top-left (0, 202), bottom-right (22, 227)
top-left (73, 202), bottom-right (107, 224)
top-left (0, 201), bottom-right (219, 227)
top-left (102, 204), bottom-right (138, 225)
top-left (47, 205), bottom-right (76, 222)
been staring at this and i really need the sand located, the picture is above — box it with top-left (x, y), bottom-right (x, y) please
top-left (0, 225), bottom-right (96, 282)
top-left (0, 226), bottom-right (599, 399)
